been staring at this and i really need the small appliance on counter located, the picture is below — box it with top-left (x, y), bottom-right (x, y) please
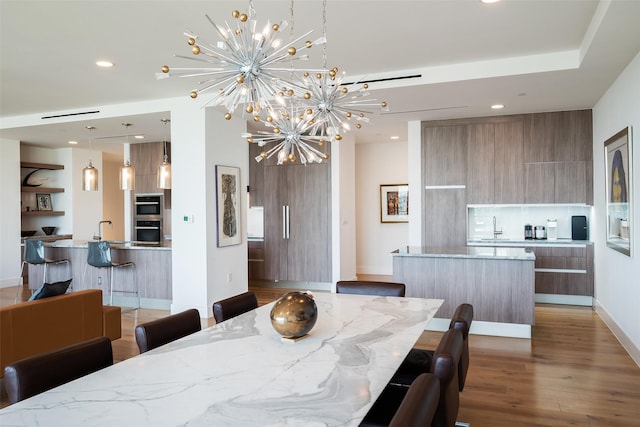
top-left (571, 215), bottom-right (588, 240)
top-left (534, 226), bottom-right (546, 240)
top-left (524, 224), bottom-right (533, 240)
top-left (546, 219), bottom-right (558, 241)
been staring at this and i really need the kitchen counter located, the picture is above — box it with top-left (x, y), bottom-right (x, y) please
top-left (467, 238), bottom-right (592, 247)
top-left (393, 245), bottom-right (534, 261)
top-left (47, 239), bottom-right (171, 250)
top-left (392, 246), bottom-right (535, 338)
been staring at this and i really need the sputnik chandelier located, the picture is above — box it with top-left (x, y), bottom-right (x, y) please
top-left (160, 0), bottom-right (387, 165)
top-left (158, 0), bottom-right (325, 120)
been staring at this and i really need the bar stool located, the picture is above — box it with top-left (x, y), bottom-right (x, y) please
top-left (16, 239), bottom-right (70, 303)
top-left (85, 241), bottom-right (139, 310)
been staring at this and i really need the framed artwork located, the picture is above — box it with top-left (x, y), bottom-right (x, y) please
top-left (36, 193), bottom-right (52, 211)
top-left (604, 126), bottom-right (633, 256)
top-left (380, 184), bottom-right (409, 223)
top-left (215, 165), bottom-right (241, 247)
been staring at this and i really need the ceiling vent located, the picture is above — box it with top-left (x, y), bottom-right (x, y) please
top-left (342, 74), bottom-right (422, 86)
top-left (41, 110), bottom-right (100, 120)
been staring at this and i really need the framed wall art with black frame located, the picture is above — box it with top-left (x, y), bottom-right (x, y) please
top-left (604, 126), bottom-right (633, 256)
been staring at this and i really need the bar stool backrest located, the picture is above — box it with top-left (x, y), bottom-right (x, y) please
top-left (87, 242), bottom-right (112, 268)
top-left (23, 240), bottom-right (45, 265)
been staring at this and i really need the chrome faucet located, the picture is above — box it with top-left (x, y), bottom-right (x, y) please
top-left (492, 216), bottom-right (503, 239)
top-left (94, 220), bottom-right (113, 241)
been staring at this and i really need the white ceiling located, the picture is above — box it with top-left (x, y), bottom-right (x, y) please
top-left (2, 0), bottom-right (640, 155)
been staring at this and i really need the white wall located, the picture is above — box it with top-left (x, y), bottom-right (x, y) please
top-left (355, 141), bottom-right (409, 275)
top-left (592, 50), bottom-right (640, 365)
top-left (0, 139), bottom-right (21, 287)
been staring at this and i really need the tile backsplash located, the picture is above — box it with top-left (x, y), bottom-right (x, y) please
top-left (468, 204), bottom-right (593, 241)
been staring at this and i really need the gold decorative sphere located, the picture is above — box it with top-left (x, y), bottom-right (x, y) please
top-left (246, 105), bottom-right (254, 113)
top-left (356, 124), bottom-right (362, 129)
top-left (306, 108), bottom-right (313, 115)
top-left (224, 112), bottom-right (232, 120)
top-left (304, 93), bottom-right (311, 100)
top-left (236, 75), bottom-right (245, 84)
top-left (192, 45), bottom-right (201, 55)
top-left (316, 73), bottom-right (323, 79)
top-left (381, 101), bottom-right (387, 108)
top-left (287, 89), bottom-right (294, 96)
top-left (239, 13), bottom-right (248, 22)
top-left (247, 137), bottom-right (254, 143)
top-left (232, 10), bottom-right (240, 18)
top-left (318, 140), bottom-right (324, 147)
top-left (364, 84), bottom-right (369, 89)
top-left (274, 127), bottom-right (281, 134)
top-left (260, 152), bottom-right (267, 159)
top-left (304, 72), bottom-right (310, 77)
top-left (335, 134), bottom-right (342, 141)
top-left (253, 115), bottom-right (261, 122)
top-left (323, 153), bottom-right (330, 160)
top-left (273, 24), bottom-right (280, 31)
top-left (190, 91), bottom-right (198, 99)
top-left (161, 65), bottom-right (170, 73)
top-left (308, 119), bottom-right (314, 125)
top-left (187, 37), bottom-right (196, 46)
top-left (329, 69), bottom-right (336, 78)
top-left (359, 113), bottom-right (365, 118)
top-left (346, 112), bottom-right (352, 118)
top-left (332, 67), bottom-right (339, 73)
top-left (266, 116), bottom-right (273, 123)
top-left (288, 153), bottom-right (296, 161)
top-left (305, 40), bottom-right (312, 48)
top-left (341, 87), bottom-right (348, 94)
top-left (288, 47), bottom-right (297, 56)
top-left (235, 29), bottom-right (242, 36)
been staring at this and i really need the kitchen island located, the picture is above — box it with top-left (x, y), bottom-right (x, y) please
top-left (392, 246), bottom-right (535, 338)
top-left (29, 240), bottom-right (172, 309)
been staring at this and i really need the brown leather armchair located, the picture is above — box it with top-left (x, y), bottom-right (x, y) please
top-left (135, 308), bottom-right (201, 353)
top-left (212, 291), bottom-right (258, 323)
top-left (336, 280), bottom-right (406, 297)
top-left (4, 336), bottom-right (113, 404)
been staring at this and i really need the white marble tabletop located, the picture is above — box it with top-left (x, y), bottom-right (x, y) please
top-left (0, 292), bottom-right (443, 427)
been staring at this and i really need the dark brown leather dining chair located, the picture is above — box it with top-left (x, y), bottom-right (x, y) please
top-left (393, 303), bottom-right (473, 391)
top-left (3, 336), bottom-right (113, 405)
top-left (212, 291), bottom-right (258, 323)
top-left (389, 373), bottom-right (440, 427)
top-left (336, 280), bottom-right (406, 297)
top-left (135, 308), bottom-right (201, 354)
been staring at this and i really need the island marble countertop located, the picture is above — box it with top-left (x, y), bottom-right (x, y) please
top-left (46, 239), bottom-right (171, 251)
top-left (393, 245), bottom-right (535, 261)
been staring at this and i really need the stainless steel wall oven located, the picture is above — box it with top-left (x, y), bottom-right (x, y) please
top-left (133, 193), bottom-right (163, 246)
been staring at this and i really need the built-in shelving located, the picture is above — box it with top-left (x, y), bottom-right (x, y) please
top-left (20, 162), bottom-right (64, 170)
top-left (22, 211), bottom-right (65, 217)
top-left (20, 162), bottom-right (66, 217)
top-left (21, 186), bottom-right (65, 193)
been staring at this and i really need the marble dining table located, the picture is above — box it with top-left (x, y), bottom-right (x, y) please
top-left (0, 292), bottom-right (443, 427)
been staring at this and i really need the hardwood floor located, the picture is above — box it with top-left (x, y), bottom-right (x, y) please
top-left (2, 283), bottom-right (639, 425)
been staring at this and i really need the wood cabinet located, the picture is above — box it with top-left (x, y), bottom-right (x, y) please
top-left (262, 162), bottom-right (332, 283)
top-left (423, 124), bottom-right (467, 186)
top-left (248, 143), bottom-right (264, 207)
top-left (523, 110), bottom-right (593, 204)
top-left (130, 142), bottom-right (170, 194)
top-left (528, 245), bottom-right (593, 296)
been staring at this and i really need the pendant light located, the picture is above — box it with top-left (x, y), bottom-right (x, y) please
top-left (82, 126), bottom-right (98, 191)
top-left (119, 123), bottom-right (135, 190)
top-left (157, 118), bottom-right (171, 189)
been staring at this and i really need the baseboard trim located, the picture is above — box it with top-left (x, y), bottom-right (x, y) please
top-left (427, 317), bottom-right (531, 339)
top-left (594, 299), bottom-right (640, 368)
top-left (535, 293), bottom-right (593, 306)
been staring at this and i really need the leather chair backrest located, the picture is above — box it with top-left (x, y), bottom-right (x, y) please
top-left (135, 308), bottom-right (201, 353)
top-left (449, 303), bottom-right (473, 391)
top-left (336, 280), bottom-right (406, 297)
top-left (3, 336), bottom-right (113, 404)
top-left (430, 328), bottom-right (464, 427)
top-left (389, 373), bottom-right (440, 427)
top-left (212, 291), bottom-right (258, 323)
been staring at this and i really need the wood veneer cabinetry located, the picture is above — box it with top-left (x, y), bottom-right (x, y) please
top-left (529, 244), bottom-right (594, 296)
top-left (262, 162), bottom-right (331, 283)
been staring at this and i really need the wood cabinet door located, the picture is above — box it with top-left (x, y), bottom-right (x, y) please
top-left (423, 124), bottom-right (467, 186)
top-left (423, 188), bottom-right (466, 247)
top-left (554, 161), bottom-right (587, 203)
top-left (524, 163), bottom-right (555, 203)
top-left (466, 123), bottom-right (495, 204)
top-left (494, 120), bottom-right (524, 204)
top-left (248, 144), bottom-right (264, 208)
top-left (262, 165), bottom-right (288, 281)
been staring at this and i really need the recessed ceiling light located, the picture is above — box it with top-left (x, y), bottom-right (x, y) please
top-left (68, 140), bottom-right (78, 145)
top-left (390, 136), bottom-right (399, 140)
top-left (491, 104), bottom-right (504, 109)
top-left (134, 135), bottom-right (145, 139)
top-left (481, 0), bottom-right (501, 4)
top-left (96, 60), bottom-right (114, 68)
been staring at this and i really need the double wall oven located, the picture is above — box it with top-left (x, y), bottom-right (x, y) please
top-left (133, 193), bottom-right (164, 246)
